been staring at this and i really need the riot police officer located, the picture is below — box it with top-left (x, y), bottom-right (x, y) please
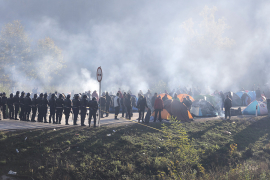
top-left (7, 93), bottom-right (14, 119)
top-left (72, 94), bottom-right (80, 125)
top-left (105, 92), bottom-right (111, 117)
top-left (64, 94), bottom-right (71, 125)
top-left (89, 97), bottom-right (98, 127)
top-left (19, 92), bottom-right (25, 121)
top-left (1, 92), bottom-right (7, 119)
top-left (24, 93), bottom-right (32, 121)
top-left (31, 94), bottom-right (38, 122)
top-left (42, 93), bottom-right (49, 123)
top-left (49, 94), bottom-right (56, 124)
top-left (55, 94), bottom-right (64, 124)
top-left (13, 91), bottom-right (20, 120)
top-left (80, 94), bottom-right (87, 126)
top-left (37, 93), bottom-right (44, 122)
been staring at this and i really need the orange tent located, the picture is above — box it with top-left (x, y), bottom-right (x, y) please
top-left (177, 94), bottom-right (194, 102)
top-left (163, 99), bottom-right (193, 122)
top-left (151, 109), bottom-right (171, 120)
top-left (158, 93), bottom-right (172, 99)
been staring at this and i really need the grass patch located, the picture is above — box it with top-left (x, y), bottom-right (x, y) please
top-left (1, 116), bottom-right (270, 179)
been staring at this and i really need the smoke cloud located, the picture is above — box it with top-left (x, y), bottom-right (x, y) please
top-left (1, 0), bottom-right (270, 94)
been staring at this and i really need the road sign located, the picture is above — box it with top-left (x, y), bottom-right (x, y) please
top-left (97, 67), bottom-right (102, 82)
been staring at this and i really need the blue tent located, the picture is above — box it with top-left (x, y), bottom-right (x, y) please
top-left (247, 91), bottom-right (256, 101)
top-left (242, 100), bottom-right (268, 115)
top-left (236, 91), bottom-right (251, 105)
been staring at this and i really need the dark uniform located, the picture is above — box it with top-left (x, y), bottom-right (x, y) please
top-left (55, 94), bottom-right (64, 124)
top-left (49, 94), bottom-right (56, 124)
top-left (31, 94), bottom-right (38, 122)
top-left (37, 93), bottom-right (43, 122)
top-left (120, 94), bottom-right (126, 118)
top-left (224, 96), bottom-right (232, 120)
top-left (0, 94), bottom-right (2, 120)
top-left (89, 97), bottom-right (98, 127)
top-left (72, 95), bottom-right (80, 125)
top-left (125, 94), bottom-right (132, 119)
top-left (7, 93), bottom-right (14, 119)
top-left (13, 91), bottom-right (20, 120)
top-left (19, 92), bottom-right (25, 121)
top-left (137, 95), bottom-right (148, 122)
top-left (24, 93), bottom-right (32, 121)
top-left (105, 92), bottom-right (111, 117)
top-left (42, 94), bottom-right (49, 123)
top-left (64, 95), bottom-right (71, 125)
top-left (2, 93), bottom-right (7, 119)
top-left (99, 95), bottom-right (106, 118)
top-left (80, 95), bottom-right (88, 126)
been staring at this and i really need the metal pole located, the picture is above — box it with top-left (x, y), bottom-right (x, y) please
top-left (98, 81), bottom-right (101, 127)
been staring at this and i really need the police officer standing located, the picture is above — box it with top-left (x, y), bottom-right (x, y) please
top-left (105, 92), bottom-right (111, 117)
top-left (88, 97), bottom-right (98, 127)
top-left (13, 91), bottom-right (20, 120)
top-left (224, 95), bottom-right (232, 120)
top-left (1, 93), bottom-right (7, 119)
top-left (99, 93), bottom-right (106, 118)
top-left (49, 94), bottom-right (56, 124)
top-left (72, 94), bottom-right (80, 125)
top-left (56, 94), bottom-right (64, 124)
top-left (64, 94), bottom-right (71, 125)
top-left (37, 93), bottom-right (43, 122)
top-left (19, 92), bottom-right (25, 121)
top-left (7, 93), bottom-right (14, 119)
top-left (80, 94), bottom-right (87, 126)
top-left (42, 93), bottom-right (49, 123)
top-left (24, 93), bottom-right (32, 121)
top-left (31, 94), bottom-right (38, 122)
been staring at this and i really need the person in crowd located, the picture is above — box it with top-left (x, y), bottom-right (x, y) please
top-left (151, 93), bottom-right (158, 111)
top-left (19, 92), bottom-right (25, 121)
top-left (24, 93), bottom-right (32, 121)
top-left (105, 92), bottom-right (111, 117)
top-left (219, 91), bottom-right (225, 109)
top-left (224, 95), bottom-right (232, 120)
top-left (162, 94), bottom-right (168, 102)
top-left (37, 93), bottom-right (45, 122)
top-left (56, 94), bottom-right (64, 124)
top-left (121, 92), bottom-right (126, 118)
top-left (72, 94), bottom-right (80, 125)
top-left (154, 96), bottom-right (164, 122)
top-left (92, 90), bottom-right (99, 101)
top-left (114, 93), bottom-right (120, 120)
top-left (42, 93), bottom-right (48, 123)
top-left (99, 92), bottom-right (106, 118)
top-left (256, 88), bottom-right (261, 100)
top-left (125, 93), bottom-right (132, 120)
top-left (31, 94), bottom-right (38, 122)
top-left (137, 94), bottom-right (148, 122)
top-left (241, 93), bottom-right (248, 106)
top-left (1, 93), bottom-right (7, 119)
top-left (173, 93), bottom-right (180, 101)
top-left (13, 91), bottom-right (20, 120)
top-left (89, 97), bottom-right (98, 127)
top-left (64, 94), bottom-right (71, 125)
top-left (49, 94), bottom-right (56, 124)
top-left (80, 94), bottom-right (88, 126)
top-left (0, 93), bottom-right (2, 120)
top-left (7, 93), bottom-right (14, 119)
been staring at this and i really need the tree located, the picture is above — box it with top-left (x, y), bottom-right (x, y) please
top-left (0, 20), bottom-right (31, 87)
top-left (33, 37), bottom-right (65, 85)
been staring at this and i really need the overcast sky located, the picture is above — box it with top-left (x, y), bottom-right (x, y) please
top-left (1, 0), bottom-right (270, 93)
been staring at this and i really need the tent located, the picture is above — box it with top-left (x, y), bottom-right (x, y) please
top-left (177, 94), bottom-right (195, 102)
top-left (236, 91), bottom-right (252, 105)
top-left (224, 92), bottom-right (242, 106)
top-left (242, 100), bottom-right (268, 115)
top-left (190, 99), bottom-right (218, 117)
top-left (247, 91), bottom-right (256, 101)
top-left (163, 99), bottom-right (193, 122)
top-left (151, 109), bottom-right (171, 120)
top-left (158, 93), bottom-right (172, 99)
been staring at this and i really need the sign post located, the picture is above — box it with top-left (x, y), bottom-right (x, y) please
top-left (96, 67), bottom-right (102, 127)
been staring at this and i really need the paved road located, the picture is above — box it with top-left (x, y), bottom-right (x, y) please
top-left (0, 113), bottom-right (139, 131)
